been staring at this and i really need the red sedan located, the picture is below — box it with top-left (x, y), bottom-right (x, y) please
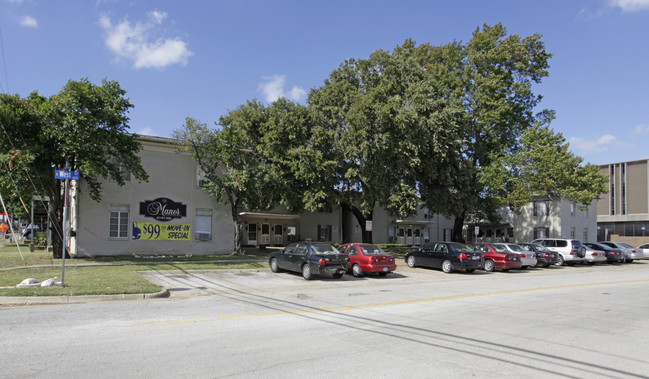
top-left (338, 243), bottom-right (397, 277)
top-left (467, 243), bottom-right (522, 272)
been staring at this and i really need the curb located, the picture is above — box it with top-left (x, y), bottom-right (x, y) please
top-left (0, 288), bottom-right (169, 306)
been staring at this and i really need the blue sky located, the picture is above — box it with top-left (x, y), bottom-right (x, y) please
top-left (1, 0), bottom-right (648, 165)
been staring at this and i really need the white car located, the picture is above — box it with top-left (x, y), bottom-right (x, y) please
top-left (531, 238), bottom-right (586, 266)
top-left (598, 241), bottom-right (646, 262)
top-left (582, 245), bottom-right (607, 264)
top-left (491, 243), bottom-right (537, 269)
top-left (635, 243), bottom-right (649, 260)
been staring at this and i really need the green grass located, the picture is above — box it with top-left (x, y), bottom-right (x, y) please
top-left (0, 243), bottom-right (268, 297)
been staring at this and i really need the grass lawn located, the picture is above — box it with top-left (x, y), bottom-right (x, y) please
top-left (0, 243), bottom-right (267, 297)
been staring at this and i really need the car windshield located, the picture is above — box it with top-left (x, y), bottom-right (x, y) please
top-left (310, 243), bottom-right (341, 255)
top-left (491, 244), bottom-right (507, 253)
top-left (359, 245), bottom-right (386, 255)
top-left (519, 245), bottom-right (532, 251)
top-left (571, 240), bottom-right (583, 248)
top-left (531, 243), bottom-right (549, 252)
top-left (618, 242), bottom-right (633, 249)
top-left (469, 244), bottom-right (487, 253)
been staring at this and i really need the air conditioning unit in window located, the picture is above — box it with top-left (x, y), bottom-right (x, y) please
top-left (196, 232), bottom-right (211, 241)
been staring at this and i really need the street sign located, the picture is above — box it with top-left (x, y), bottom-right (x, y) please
top-left (55, 170), bottom-right (80, 181)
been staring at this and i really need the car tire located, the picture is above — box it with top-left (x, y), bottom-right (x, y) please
top-left (442, 260), bottom-right (453, 273)
top-left (302, 264), bottom-right (313, 280)
top-left (378, 272), bottom-right (388, 277)
top-left (269, 258), bottom-right (280, 273)
top-left (465, 268), bottom-right (475, 273)
top-left (407, 255), bottom-right (416, 268)
top-left (332, 273), bottom-right (343, 279)
top-left (577, 247), bottom-right (586, 258)
top-left (352, 264), bottom-right (363, 278)
top-left (556, 255), bottom-right (565, 266)
top-left (626, 259), bottom-right (634, 263)
top-left (484, 260), bottom-right (495, 272)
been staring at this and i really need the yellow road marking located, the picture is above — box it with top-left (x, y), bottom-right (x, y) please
top-left (140, 278), bottom-right (649, 327)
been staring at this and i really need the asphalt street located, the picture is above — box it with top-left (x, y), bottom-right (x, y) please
top-left (2, 262), bottom-right (649, 378)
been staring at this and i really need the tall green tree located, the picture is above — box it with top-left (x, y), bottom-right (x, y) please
top-left (0, 79), bottom-right (148, 257)
top-left (481, 117), bottom-right (608, 209)
top-left (397, 23), bottom-right (556, 241)
top-left (308, 48), bottom-right (463, 242)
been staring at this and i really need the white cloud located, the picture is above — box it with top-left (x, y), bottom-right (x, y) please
top-left (633, 124), bottom-right (649, 134)
top-left (258, 75), bottom-right (306, 103)
top-left (20, 15), bottom-right (38, 28)
top-left (98, 11), bottom-right (193, 69)
top-left (608, 0), bottom-right (649, 12)
top-left (569, 134), bottom-right (626, 155)
top-left (137, 127), bottom-right (155, 136)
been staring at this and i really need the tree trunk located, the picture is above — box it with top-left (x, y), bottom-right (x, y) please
top-left (345, 204), bottom-right (373, 244)
top-left (230, 203), bottom-right (244, 255)
top-left (452, 214), bottom-right (466, 243)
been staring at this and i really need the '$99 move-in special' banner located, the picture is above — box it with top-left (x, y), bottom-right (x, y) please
top-left (132, 222), bottom-right (191, 241)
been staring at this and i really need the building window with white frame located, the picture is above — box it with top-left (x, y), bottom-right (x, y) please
top-left (583, 228), bottom-right (588, 242)
top-left (109, 156), bottom-right (130, 182)
top-left (197, 169), bottom-right (211, 188)
top-left (570, 202), bottom-right (576, 216)
top-left (195, 209), bottom-right (212, 240)
top-left (570, 227), bottom-right (576, 239)
top-left (109, 205), bottom-right (129, 238)
top-left (533, 201), bottom-right (547, 217)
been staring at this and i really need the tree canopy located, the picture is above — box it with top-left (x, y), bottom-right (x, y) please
top-left (0, 78), bottom-right (148, 257)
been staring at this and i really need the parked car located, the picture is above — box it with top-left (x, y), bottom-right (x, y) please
top-left (583, 242), bottom-right (623, 263)
top-left (598, 241), bottom-right (646, 262)
top-left (19, 224), bottom-right (40, 238)
top-left (518, 243), bottom-right (558, 267)
top-left (467, 243), bottom-right (522, 272)
top-left (405, 242), bottom-right (483, 273)
top-left (338, 243), bottom-right (397, 277)
top-left (580, 245), bottom-right (607, 264)
top-left (636, 243), bottom-right (649, 260)
top-left (531, 238), bottom-right (586, 266)
top-left (490, 243), bottom-right (536, 269)
top-left (268, 242), bottom-right (349, 280)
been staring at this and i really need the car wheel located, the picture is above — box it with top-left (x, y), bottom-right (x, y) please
top-left (577, 247), bottom-right (586, 258)
top-left (352, 264), bottom-right (363, 278)
top-left (556, 255), bottom-right (565, 266)
top-left (626, 259), bottom-right (634, 263)
top-left (302, 264), bottom-right (313, 280)
top-left (269, 258), bottom-right (280, 273)
top-left (465, 268), bottom-right (475, 273)
top-left (332, 273), bottom-right (343, 279)
top-left (484, 260), bottom-right (495, 272)
top-left (407, 255), bottom-right (416, 268)
top-left (378, 272), bottom-right (388, 277)
top-left (442, 260), bottom-right (453, 273)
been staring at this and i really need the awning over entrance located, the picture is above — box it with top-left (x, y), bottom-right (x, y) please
top-left (394, 219), bottom-right (431, 226)
top-left (238, 212), bottom-right (300, 220)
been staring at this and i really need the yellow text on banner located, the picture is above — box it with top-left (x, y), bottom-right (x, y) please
top-left (132, 222), bottom-right (191, 241)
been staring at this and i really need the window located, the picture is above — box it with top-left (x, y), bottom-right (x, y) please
top-left (195, 209), bottom-right (212, 240)
top-left (109, 205), bottom-right (129, 238)
top-left (570, 203), bottom-right (576, 216)
top-left (534, 201), bottom-right (547, 216)
top-left (570, 227), bottom-right (576, 239)
top-left (533, 227), bottom-right (549, 239)
top-left (197, 169), bottom-right (211, 188)
top-left (621, 163), bottom-right (626, 215)
top-left (583, 228), bottom-right (588, 242)
top-left (610, 165), bottom-right (615, 215)
top-left (443, 228), bottom-right (452, 241)
top-left (109, 156), bottom-right (130, 182)
top-left (317, 224), bottom-right (332, 241)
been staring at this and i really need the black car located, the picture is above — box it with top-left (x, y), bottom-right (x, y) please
top-left (583, 242), bottom-right (622, 263)
top-left (405, 242), bottom-right (483, 273)
top-left (519, 243), bottom-right (559, 268)
top-left (268, 242), bottom-right (349, 280)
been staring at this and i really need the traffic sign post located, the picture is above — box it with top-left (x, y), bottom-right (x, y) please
top-left (55, 165), bottom-right (80, 287)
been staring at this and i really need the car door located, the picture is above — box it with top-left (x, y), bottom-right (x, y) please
top-left (432, 243), bottom-right (449, 268)
top-left (277, 243), bottom-right (297, 271)
top-left (417, 244), bottom-right (435, 266)
top-left (289, 243), bottom-right (309, 272)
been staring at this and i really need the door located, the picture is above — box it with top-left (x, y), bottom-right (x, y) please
top-left (406, 228), bottom-right (413, 245)
top-left (414, 229), bottom-right (421, 245)
top-left (397, 228), bottom-right (405, 244)
top-left (248, 223), bottom-right (257, 246)
top-left (432, 243), bottom-right (449, 267)
top-left (289, 243), bottom-right (309, 271)
top-left (273, 224), bottom-right (283, 245)
top-left (260, 223), bottom-right (270, 245)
